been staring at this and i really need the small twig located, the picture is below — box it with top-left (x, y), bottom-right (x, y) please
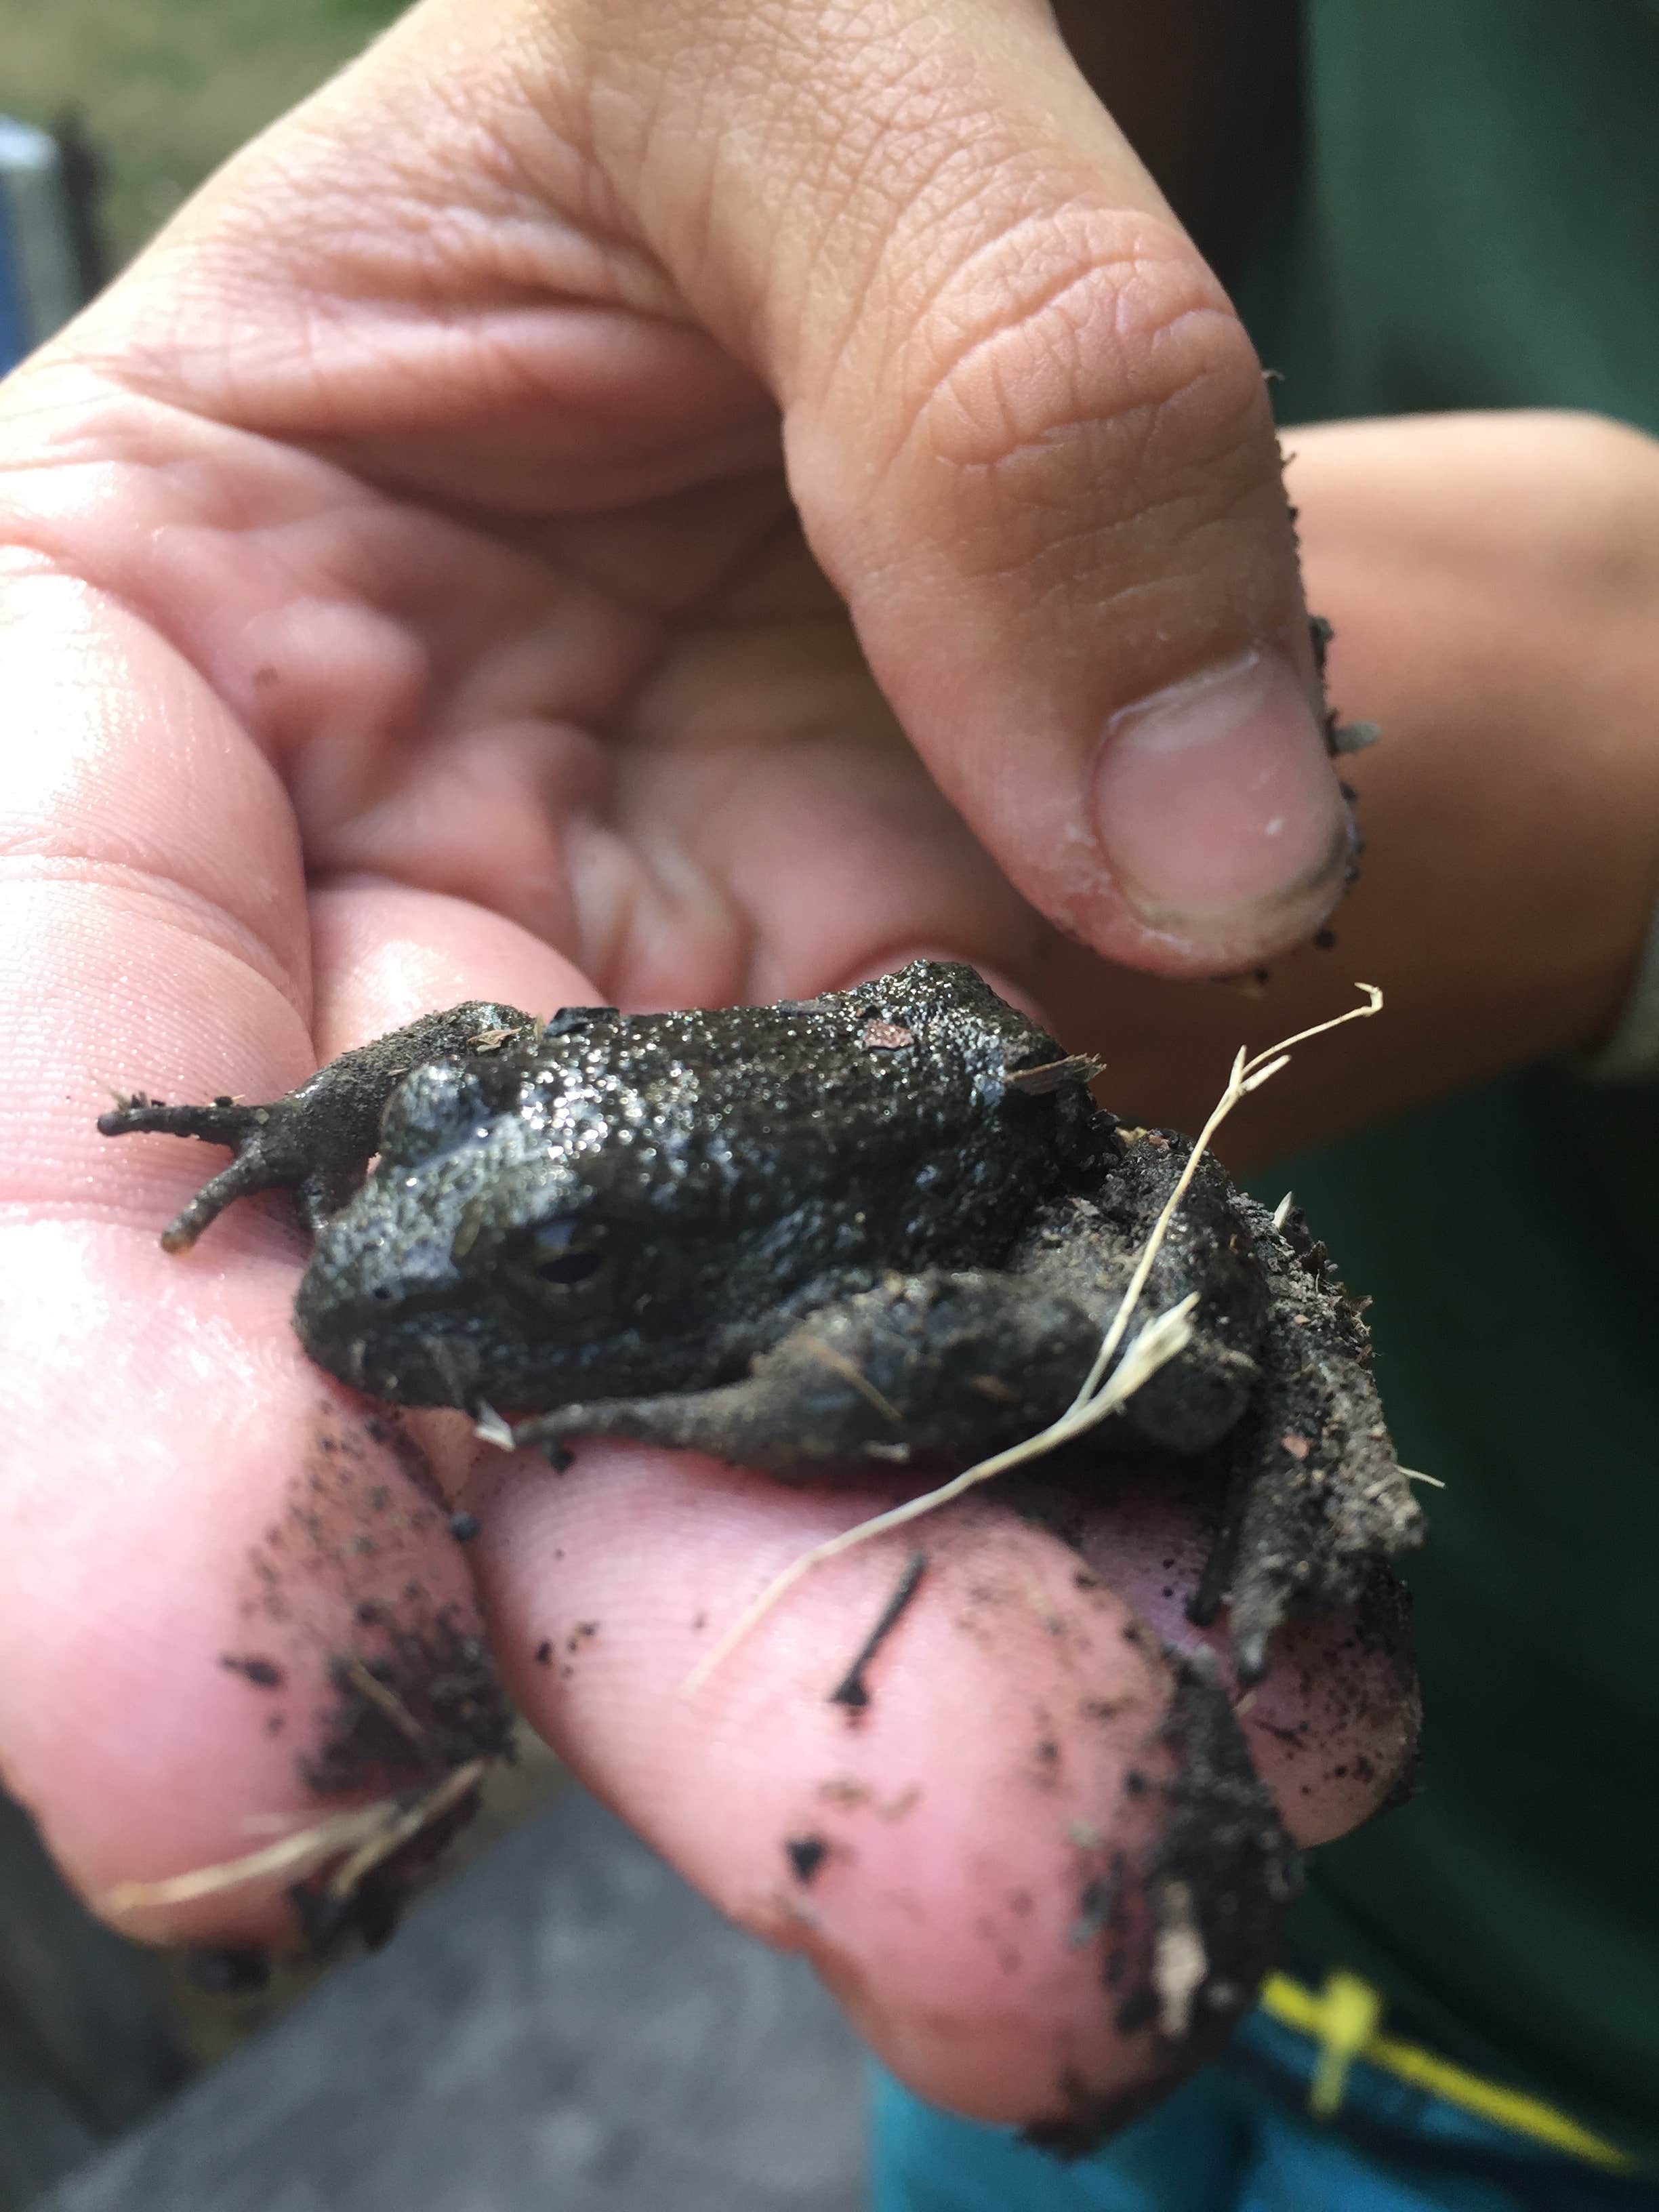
top-left (827, 1551), bottom-right (929, 1708)
top-left (1003, 1053), bottom-right (1107, 1094)
top-left (340, 1657), bottom-right (429, 1750)
top-left (802, 1340), bottom-right (904, 1427)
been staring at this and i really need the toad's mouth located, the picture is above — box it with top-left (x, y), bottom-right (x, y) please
top-left (293, 1289), bottom-right (727, 1416)
top-left (293, 1267), bottom-right (478, 1406)
top-left (308, 1315), bottom-right (485, 1408)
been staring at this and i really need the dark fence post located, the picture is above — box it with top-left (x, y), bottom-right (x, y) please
top-left (0, 112), bottom-right (106, 373)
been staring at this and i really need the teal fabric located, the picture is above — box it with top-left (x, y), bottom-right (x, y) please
top-left (1250, 0), bottom-right (1659, 427)
top-left (870, 2024), bottom-right (1659, 2212)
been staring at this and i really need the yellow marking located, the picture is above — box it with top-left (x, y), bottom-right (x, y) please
top-left (1258, 1971), bottom-right (1637, 2173)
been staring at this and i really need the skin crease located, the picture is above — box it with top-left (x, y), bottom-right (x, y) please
top-left (1, 0), bottom-right (1657, 2126)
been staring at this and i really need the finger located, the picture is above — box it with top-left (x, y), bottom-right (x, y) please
top-left (477, 1446), bottom-right (1416, 2123)
top-left (0, 567), bottom-right (585, 1940)
top-left (569, 0), bottom-right (1351, 972)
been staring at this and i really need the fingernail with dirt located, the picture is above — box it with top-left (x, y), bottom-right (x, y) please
top-left (1092, 651), bottom-right (1353, 965)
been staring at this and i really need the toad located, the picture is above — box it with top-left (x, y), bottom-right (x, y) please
top-left (99, 960), bottom-right (1420, 1677)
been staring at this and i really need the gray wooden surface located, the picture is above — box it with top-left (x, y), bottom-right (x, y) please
top-left (7, 1784), bottom-right (867, 2212)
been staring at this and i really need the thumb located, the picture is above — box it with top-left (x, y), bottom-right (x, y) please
top-left (592, 0), bottom-right (1352, 972)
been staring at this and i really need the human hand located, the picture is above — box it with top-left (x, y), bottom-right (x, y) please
top-left (1, 0), bottom-right (1404, 2129)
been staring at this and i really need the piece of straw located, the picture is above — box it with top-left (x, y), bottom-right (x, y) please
top-left (102, 1759), bottom-right (488, 1919)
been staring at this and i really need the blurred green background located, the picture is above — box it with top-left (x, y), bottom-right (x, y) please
top-left (1, 0), bottom-right (403, 271)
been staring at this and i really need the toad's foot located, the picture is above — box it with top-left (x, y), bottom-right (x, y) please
top-left (1190, 1197), bottom-right (1423, 1681)
top-left (99, 1002), bottom-right (535, 1248)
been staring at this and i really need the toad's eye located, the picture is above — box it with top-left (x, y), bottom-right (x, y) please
top-left (500, 1217), bottom-right (616, 1309)
top-left (533, 1244), bottom-right (602, 1288)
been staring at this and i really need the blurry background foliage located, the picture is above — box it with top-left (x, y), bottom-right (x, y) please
top-left (1, 0), bottom-right (404, 271)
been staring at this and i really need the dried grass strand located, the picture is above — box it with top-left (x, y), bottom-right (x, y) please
top-left (102, 1759), bottom-right (489, 1919)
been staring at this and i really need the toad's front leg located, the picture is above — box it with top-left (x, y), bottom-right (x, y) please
top-left (503, 1262), bottom-right (1257, 1475)
top-left (98, 1002), bottom-right (536, 1248)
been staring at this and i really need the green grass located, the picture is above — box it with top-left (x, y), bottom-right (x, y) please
top-left (1, 0), bottom-right (405, 270)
